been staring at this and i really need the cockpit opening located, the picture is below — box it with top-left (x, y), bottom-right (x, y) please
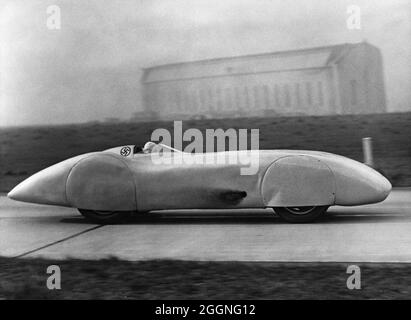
top-left (133, 142), bottom-right (183, 154)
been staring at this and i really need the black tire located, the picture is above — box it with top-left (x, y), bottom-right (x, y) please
top-left (273, 206), bottom-right (329, 223)
top-left (78, 209), bottom-right (133, 224)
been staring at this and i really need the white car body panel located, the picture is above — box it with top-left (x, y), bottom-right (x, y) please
top-left (7, 145), bottom-right (392, 212)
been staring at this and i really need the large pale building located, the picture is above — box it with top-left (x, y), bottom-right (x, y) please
top-left (141, 42), bottom-right (386, 119)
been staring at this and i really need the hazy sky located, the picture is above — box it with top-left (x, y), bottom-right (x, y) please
top-left (1, 0), bottom-right (410, 126)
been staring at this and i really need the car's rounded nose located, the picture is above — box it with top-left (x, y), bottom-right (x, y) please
top-left (374, 172), bottom-right (392, 199)
top-left (318, 154), bottom-right (392, 206)
top-left (334, 162), bottom-right (392, 205)
top-left (356, 169), bottom-right (392, 203)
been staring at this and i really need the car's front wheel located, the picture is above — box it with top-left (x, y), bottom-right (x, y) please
top-left (78, 209), bottom-right (133, 224)
top-left (273, 206), bottom-right (329, 223)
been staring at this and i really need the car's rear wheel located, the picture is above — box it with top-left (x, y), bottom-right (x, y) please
top-left (273, 206), bottom-right (328, 223)
top-left (78, 209), bottom-right (133, 224)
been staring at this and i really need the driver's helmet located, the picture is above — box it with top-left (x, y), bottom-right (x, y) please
top-left (142, 141), bottom-right (158, 154)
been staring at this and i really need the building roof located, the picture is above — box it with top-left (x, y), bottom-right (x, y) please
top-left (142, 42), bottom-right (364, 84)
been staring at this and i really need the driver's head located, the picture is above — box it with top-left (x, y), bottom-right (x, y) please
top-left (142, 141), bottom-right (157, 154)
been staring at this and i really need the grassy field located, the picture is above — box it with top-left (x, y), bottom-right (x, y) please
top-left (1, 112), bottom-right (410, 192)
top-left (1, 257), bottom-right (410, 299)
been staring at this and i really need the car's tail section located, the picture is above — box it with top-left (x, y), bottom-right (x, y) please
top-left (7, 154), bottom-right (94, 206)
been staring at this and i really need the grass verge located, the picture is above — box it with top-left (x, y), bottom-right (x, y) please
top-left (1, 258), bottom-right (410, 299)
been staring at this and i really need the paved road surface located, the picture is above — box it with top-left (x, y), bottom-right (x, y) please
top-left (1, 189), bottom-right (410, 262)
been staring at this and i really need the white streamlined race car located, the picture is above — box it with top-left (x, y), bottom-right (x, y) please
top-left (7, 142), bottom-right (391, 223)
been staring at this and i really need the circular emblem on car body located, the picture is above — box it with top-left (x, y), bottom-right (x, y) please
top-left (120, 146), bottom-right (131, 157)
